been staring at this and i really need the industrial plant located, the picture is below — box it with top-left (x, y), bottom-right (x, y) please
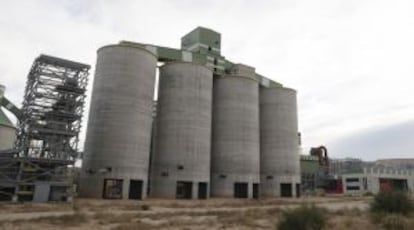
top-left (0, 27), bottom-right (300, 201)
top-left (80, 27), bottom-right (301, 200)
top-left (300, 147), bottom-right (414, 195)
top-left (0, 27), bottom-right (412, 203)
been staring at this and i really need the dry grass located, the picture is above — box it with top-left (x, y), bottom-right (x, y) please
top-left (33, 213), bottom-right (88, 226)
top-left (93, 212), bottom-right (138, 225)
top-left (331, 206), bottom-right (363, 216)
top-left (326, 214), bottom-right (375, 230)
top-left (111, 221), bottom-right (156, 230)
top-left (0, 197), bottom-right (374, 230)
top-left (325, 208), bottom-right (414, 230)
top-left (0, 213), bottom-right (88, 230)
top-left (0, 202), bottom-right (72, 214)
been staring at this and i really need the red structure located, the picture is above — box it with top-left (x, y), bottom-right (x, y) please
top-left (310, 146), bottom-right (330, 174)
top-left (379, 178), bottom-right (392, 192)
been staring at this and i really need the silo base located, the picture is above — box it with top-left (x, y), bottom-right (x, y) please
top-left (150, 177), bottom-right (209, 199)
top-left (79, 174), bottom-right (148, 200)
top-left (211, 174), bottom-right (260, 199)
top-left (260, 175), bottom-right (301, 198)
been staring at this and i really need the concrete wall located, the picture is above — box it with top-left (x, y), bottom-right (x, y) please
top-left (211, 76), bottom-right (260, 198)
top-left (80, 45), bottom-right (157, 199)
top-left (0, 125), bottom-right (15, 150)
top-left (260, 87), bottom-right (300, 197)
top-left (150, 62), bottom-right (213, 198)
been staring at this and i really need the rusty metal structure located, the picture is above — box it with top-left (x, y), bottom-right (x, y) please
top-left (310, 146), bottom-right (330, 174)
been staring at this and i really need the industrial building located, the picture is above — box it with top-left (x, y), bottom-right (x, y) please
top-left (299, 146), bottom-right (414, 195)
top-left (0, 55), bottom-right (90, 202)
top-left (80, 27), bottom-right (301, 199)
top-left (151, 63), bottom-right (212, 199)
top-left (342, 166), bottom-right (414, 194)
top-left (300, 154), bottom-right (321, 193)
top-left (211, 65), bottom-right (260, 199)
top-left (79, 45), bottom-right (156, 199)
top-left (260, 87), bottom-right (300, 197)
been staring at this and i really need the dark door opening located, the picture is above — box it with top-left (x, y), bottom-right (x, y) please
top-left (103, 179), bottom-right (123, 199)
top-left (391, 179), bottom-right (408, 191)
top-left (176, 181), bottom-right (192, 199)
top-left (129, 180), bottom-right (143, 200)
top-left (0, 187), bottom-right (14, 201)
top-left (296, 183), bottom-right (301, 197)
top-left (379, 178), bottom-right (409, 192)
top-left (253, 183), bottom-right (259, 199)
top-left (234, 182), bottom-right (248, 198)
top-left (49, 186), bottom-right (67, 201)
top-left (198, 182), bottom-right (208, 199)
top-left (280, 183), bottom-right (292, 197)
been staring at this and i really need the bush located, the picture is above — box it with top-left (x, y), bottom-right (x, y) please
top-left (370, 191), bottom-right (413, 215)
top-left (277, 205), bottom-right (326, 230)
top-left (382, 214), bottom-right (407, 230)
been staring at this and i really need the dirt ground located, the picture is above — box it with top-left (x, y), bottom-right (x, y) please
top-left (0, 196), bottom-right (379, 230)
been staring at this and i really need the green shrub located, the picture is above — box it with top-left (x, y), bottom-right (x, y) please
top-left (382, 214), bottom-right (407, 230)
top-left (277, 205), bottom-right (326, 230)
top-left (370, 191), bottom-right (413, 215)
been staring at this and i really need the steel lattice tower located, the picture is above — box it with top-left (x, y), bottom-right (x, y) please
top-left (16, 55), bottom-right (89, 160)
top-left (0, 55), bottom-right (89, 202)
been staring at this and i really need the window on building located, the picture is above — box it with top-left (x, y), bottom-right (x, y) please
top-left (346, 186), bottom-right (360, 190)
top-left (346, 178), bottom-right (359, 183)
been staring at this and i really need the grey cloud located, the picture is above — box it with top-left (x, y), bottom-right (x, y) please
top-left (328, 120), bottom-right (414, 160)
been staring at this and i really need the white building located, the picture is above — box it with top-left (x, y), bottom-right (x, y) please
top-left (342, 166), bottom-right (414, 194)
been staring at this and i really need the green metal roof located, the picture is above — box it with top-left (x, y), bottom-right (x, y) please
top-left (0, 108), bottom-right (15, 128)
top-left (121, 27), bottom-right (285, 88)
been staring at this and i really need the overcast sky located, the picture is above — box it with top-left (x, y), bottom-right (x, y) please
top-left (0, 0), bottom-right (413, 160)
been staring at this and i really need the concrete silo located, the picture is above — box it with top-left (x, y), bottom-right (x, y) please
top-left (211, 64), bottom-right (260, 198)
top-left (150, 62), bottom-right (213, 199)
top-left (260, 87), bottom-right (300, 197)
top-left (80, 45), bottom-right (157, 199)
top-left (0, 85), bottom-right (16, 151)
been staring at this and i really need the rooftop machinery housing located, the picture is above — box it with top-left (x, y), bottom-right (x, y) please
top-left (80, 27), bottom-right (300, 200)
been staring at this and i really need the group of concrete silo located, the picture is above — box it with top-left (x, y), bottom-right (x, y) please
top-left (80, 44), bottom-right (300, 200)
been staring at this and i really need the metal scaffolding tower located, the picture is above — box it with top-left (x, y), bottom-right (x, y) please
top-left (0, 55), bottom-right (89, 202)
top-left (16, 55), bottom-right (89, 160)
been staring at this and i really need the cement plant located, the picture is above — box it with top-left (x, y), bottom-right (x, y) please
top-left (79, 27), bottom-right (301, 200)
top-left (0, 26), bottom-right (413, 229)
